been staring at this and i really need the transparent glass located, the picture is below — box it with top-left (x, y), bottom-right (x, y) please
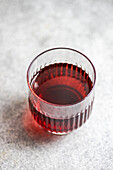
top-left (27, 47), bottom-right (96, 135)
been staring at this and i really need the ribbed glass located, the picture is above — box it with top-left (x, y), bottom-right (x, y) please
top-left (27, 47), bottom-right (96, 134)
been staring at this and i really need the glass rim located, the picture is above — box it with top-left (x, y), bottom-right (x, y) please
top-left (27, 47), bottom-right (96, 107)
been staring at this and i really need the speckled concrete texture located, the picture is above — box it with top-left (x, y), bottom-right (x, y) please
top-left (0, 0), bottom-right (113, 170)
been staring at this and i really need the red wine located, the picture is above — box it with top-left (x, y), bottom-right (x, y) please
top-left (29, 63), bottom-right (93, 133)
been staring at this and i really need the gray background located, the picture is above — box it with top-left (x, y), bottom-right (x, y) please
top-left (0, 0), bottom-right (113, 169)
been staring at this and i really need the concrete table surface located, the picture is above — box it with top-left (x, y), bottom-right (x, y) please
top-left (0, 0), bottom-right (113, 170)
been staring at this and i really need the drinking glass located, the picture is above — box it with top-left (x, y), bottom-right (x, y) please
top-left (27, 47), bottom-right (96, 135)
